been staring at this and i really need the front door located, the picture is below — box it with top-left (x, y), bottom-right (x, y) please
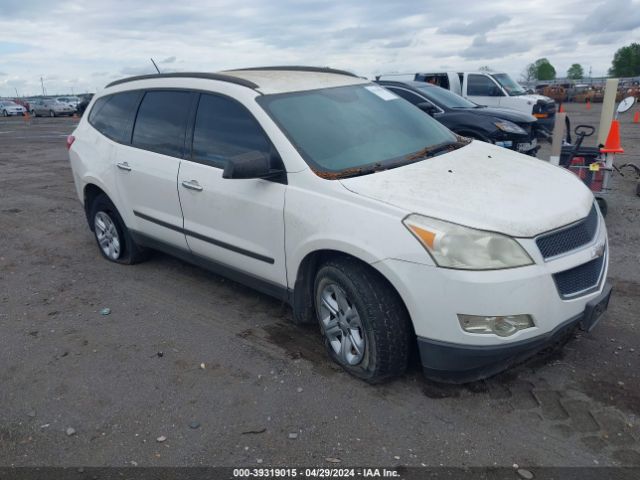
top-left (177, 93), bottom-right (287, 286)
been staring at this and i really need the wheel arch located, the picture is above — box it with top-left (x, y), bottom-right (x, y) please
top-left (83, 183), bottom-right (111, 230)
top-left (291, 249), bottom-right (412, 335)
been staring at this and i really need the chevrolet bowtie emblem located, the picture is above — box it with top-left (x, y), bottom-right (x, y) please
top-left (592, 242), bottom-right (606, 259)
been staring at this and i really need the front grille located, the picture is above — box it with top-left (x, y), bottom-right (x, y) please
top-left (553, 252), bottom-right (605, 298)
top-left (536, 204), bottom-right (598, 259)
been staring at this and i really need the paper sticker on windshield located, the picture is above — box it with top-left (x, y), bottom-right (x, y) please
top-left (365, 85), bottom-right (399, 101)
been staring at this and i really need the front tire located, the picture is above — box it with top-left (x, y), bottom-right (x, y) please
top-left (89, 194), bottom-right (148, 264)
top-left (2, 110), bottom-right (7, 117)
top-left (314, 258), bottom-right (411, 383)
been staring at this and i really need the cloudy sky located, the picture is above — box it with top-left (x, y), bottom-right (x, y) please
top-left (1, 0), bottom-right (639, 97)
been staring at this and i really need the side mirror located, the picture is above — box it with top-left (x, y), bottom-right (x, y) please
top-left (222, 151), bottom-right (285, 180)
top-left (417, 102), bottom-right (438, 116)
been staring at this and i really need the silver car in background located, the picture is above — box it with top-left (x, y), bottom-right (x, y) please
top-left (31, 99), bottom-right (75, 117)
top-left (56, 96), bottom-right (81, 110)
top-left (1, 100), bottom-right (27, 116)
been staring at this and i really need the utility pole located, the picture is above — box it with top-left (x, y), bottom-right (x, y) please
top-left (40, 77), bottom-right (46, 96)
top-left (14, 87), bottom-right (19, 98)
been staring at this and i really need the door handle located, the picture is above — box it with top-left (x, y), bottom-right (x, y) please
top-left (181, 180), bottom-right (203, 192)
top-left (116, 162), bottom-right (131, 171)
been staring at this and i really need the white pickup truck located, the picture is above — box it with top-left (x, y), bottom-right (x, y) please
top-left (380, 71), bottom-right (556, 131)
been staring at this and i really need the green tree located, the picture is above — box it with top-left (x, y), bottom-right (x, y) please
top-left (523, 58), bottom-right (556, 81)
top-left (567, 63), bottom-right (584, 79)
top-left (609, 43), bottom-right (640, 77)
top-left (534, 58), bottom-right (556, 80)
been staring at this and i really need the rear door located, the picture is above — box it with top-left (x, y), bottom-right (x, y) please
top-left (177, 92), bottom-right (287, 286)
top-left (113, 90), bottom-right (194, 249)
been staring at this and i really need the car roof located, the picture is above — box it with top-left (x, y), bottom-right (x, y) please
top-left (105, 67), bottom-right (368, 95)
top-left (377, 80), bottom-right (435, 89)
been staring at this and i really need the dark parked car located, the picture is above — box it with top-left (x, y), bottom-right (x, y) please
top-left (76, 94), bottom-right (94, 116)
top-left (376, 80), bottom-right (542, 156)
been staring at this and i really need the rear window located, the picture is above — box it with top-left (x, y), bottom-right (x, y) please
top-left (132, 90), bottom-right (193, 158)
top-left (89, 92), bottom-right (141, 144)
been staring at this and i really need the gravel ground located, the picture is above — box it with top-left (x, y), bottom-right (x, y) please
top-left (0, 102), bottom-right (639, 469)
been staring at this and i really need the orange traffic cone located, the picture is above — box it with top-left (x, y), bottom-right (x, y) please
top-left (600, 120), bottom-right (624, 153)
top-left (586, 99), bottom-right (591, 110)
top-left (558, 103), bottom-right (564, 113)
top-left (634, 111), bottom-right (639, 123)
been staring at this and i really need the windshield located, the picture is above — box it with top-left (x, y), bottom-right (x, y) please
top-left (258, 84), bottom-right (459, 177)
top-left (1, 101), bottom-right (17, 106)
top-left (491, 73), bottom-right (527, 96)
top-left (415, 85), bottom-right (477, 109)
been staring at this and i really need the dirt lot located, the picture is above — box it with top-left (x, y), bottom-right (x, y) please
top-left (1, 103), bottom-right (639, 469)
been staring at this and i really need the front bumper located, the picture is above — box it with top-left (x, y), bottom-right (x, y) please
top-left (373, 206), bottom-right (609, 382)
top-left (418, 283), bottom-right (612, 383)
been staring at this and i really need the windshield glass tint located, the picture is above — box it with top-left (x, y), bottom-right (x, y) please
top-left (491, 74), bottom-right (526, 95)
top-left (258, 84), bottom-right (456, 173)
top-left (416, 85), bottom-right (476, 108)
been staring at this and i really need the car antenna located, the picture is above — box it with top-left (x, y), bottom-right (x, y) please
top-left (150, 58), bottom-right (161, 74)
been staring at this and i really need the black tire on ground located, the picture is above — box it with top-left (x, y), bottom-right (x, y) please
top-left (596, 197), bottom-right (608, 217)
top-left (2, 110), bottom-right (7, 117)
top-left (313, 257), bottom-right (411, 383)
top-left (49, 110), bottom-right (55, 117)
top-left (89, 193), bottom-right (149, 265)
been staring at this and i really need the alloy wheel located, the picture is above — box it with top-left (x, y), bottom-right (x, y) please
top-left (317, 282), bottom-right (366, 365)
top-left (94, 211), bottom-right (121, 260)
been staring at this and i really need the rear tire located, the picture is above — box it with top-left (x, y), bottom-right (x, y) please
top-left (89, 194), bottom-right (149, 264)
top-left (314, 258), bottom-right (411, 383)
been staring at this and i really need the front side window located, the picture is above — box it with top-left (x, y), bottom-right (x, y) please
top-left (491, 74), bottom-right (526, 96)
top-left (89, 92), bottom-right (141, 144)
top-left (467, 75), bottom-right (502, 96)
top-left (191, 93), bottom-right (271, 168)
top-left (415, 85), bottom-right (477, 109)
top-left (132, 90), bottom-right (193, 157)
top-left (258, 84), bottom-right (459, 177)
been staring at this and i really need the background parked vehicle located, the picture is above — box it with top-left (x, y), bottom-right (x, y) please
top-left (56, 96), bottom-right (81, 110)
top-left (76, 93), bottom-right (94, 115)
top-left (30, 98), bottom-right (75, 117)
top-left (377, 80), bottom-right (541, 156)
top-left (380, 71), bottom-right (556, 130)
top-left (1, 100), bottom-right (27, 116)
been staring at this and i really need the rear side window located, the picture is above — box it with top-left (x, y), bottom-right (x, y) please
top-left (191, 93), bottom-right (271, 168)
top-left (132, 90), bottom-right (193, 158)
top-left (88, 92), bottom-right (141, 144)
top-left (387, 87), bottom-right (424, 106)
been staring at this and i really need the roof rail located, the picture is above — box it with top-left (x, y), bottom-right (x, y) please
top-left (105, 72), bottom-right (259, 89)
top-left (226, 66), bottom-right (359, 78)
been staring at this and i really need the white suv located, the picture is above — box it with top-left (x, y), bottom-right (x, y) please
top-left (68, 67), bottom-right (611, 383)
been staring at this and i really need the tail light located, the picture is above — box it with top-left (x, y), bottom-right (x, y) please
top-left (66, 135), bottom-right (75, 150)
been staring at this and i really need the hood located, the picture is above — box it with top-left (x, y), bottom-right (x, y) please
top-left (526, 94), bottom-right (554, 104)
top-left (339, 141), bottom-right (593, 237)
top-left (464, 106), bottom-right (536, 124)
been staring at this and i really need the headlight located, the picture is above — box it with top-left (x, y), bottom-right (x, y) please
top-left (403, 214), bottom-right (533, 270)
top-left (494, 120), bottom-right (527, 135)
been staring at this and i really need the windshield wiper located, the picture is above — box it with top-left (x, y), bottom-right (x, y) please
top-left (405, 139), bottom-right (467, 162)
